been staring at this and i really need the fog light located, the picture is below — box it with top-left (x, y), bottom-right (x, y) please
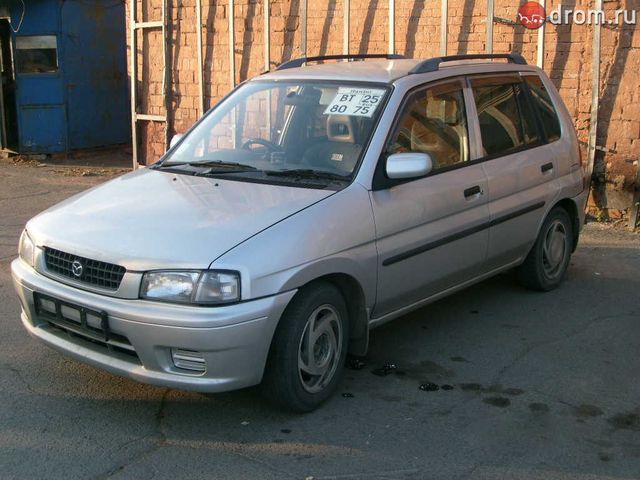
top-left (171, 348), bottom-right (206, 373)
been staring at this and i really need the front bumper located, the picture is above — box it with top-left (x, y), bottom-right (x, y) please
top-left (11, 258), bottom-right (296, 392)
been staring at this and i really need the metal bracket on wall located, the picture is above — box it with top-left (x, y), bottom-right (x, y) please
top-left (577, 140), bottom-right (616, 154)
top-left (130, 0), bottom-right (169, 169)
top-left (493, 17), bottom-right (519, 26)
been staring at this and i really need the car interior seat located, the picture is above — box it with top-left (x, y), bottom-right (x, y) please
top-left (302, 115), bottom-right (363, 174)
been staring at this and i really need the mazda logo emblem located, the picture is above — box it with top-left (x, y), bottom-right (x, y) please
top-left (71, 260), bottom-right (83, 278)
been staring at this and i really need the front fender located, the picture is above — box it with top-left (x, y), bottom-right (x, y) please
top-left (212, 183), bottom-right (378, 309)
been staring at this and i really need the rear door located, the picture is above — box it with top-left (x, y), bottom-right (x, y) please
top-left (469, 74), bottom-right (558, 270)
top-left (370, 79), bottom-right (490, 318)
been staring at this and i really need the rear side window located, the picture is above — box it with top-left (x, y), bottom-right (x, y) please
top-left (389, 81), bottom-right (469, 171)
top-left (524, 75), bottom-right (562, 142)
top-left (471, 77), bottom-right (539, 157)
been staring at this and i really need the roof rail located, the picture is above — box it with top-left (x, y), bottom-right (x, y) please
top-left (276, 54), bottom-right (405, 71)
top-left (408, 53), bottom-right (527, 75)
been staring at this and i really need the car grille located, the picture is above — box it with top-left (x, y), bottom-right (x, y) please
top-left (44, 247), bottom-right (126, 290)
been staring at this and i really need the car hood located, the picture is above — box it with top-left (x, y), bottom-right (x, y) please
top-left (27, 168), bottom-right (335, 270)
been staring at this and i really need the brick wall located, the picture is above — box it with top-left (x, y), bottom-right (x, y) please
top-left (126, 0), bottom-right (640, 213)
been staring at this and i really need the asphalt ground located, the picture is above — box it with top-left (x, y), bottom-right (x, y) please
top-left (1, 159), bottom-right (638, 480)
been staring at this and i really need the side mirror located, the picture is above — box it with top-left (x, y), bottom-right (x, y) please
top-left (169, 133), bottom-right (184, 150)
top-left (385, 152), bottom-right (433, 179)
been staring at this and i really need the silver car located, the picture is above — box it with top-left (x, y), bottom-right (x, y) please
top-left (12, 53), bottom-right (587, 411)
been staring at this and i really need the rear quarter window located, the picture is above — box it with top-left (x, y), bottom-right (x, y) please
top-left (524, 75), bottom-right (562, 142)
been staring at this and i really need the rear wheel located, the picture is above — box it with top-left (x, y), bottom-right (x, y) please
top-left (517, 207), bottom-right (573, 291)
top-left (262, 282), bottom-right (348, 412)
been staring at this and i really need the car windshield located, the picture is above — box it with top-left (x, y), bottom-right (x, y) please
top-left (160, 80), bottom-right (390, 185)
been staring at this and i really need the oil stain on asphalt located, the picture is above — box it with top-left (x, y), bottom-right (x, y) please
top-left (529, 402), bottom-right (550, 414)
top-left (573, 404), bottom-right (604, 419)
top-left (418, 382), bottom-right (439, 392)
top-left (450, 356), bottom-right (469, 363)
top-left (607, 409), bottom-right (640, 431)
top-left (365, 360), bottom-right (526, 409)
top-left (371, 363), bottom-right (399, 376)
top-left (483, 396), bottom-right (511, 408)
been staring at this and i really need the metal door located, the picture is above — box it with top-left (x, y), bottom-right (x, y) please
top-left (62, 1), bottom-right (129, 149)
top-left (13, 2), bottom-right (66, 153)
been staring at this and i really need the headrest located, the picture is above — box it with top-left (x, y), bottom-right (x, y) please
top-left (327, 115), bottom-right (356, 143)
top-left (426, 95), bottom-right (461, 126)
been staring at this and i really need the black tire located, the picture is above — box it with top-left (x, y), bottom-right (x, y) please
top-left (261, 282), bottom-right (349, 412)
top-left (517, 206), bottom-right (574, 291)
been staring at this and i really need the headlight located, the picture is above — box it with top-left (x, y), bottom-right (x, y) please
top-left (140, 270), bottom-right (240, 305)
top-left (18, 230), bottom-right (35, 267)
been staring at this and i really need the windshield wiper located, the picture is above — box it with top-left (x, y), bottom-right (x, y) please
top-left (265, 169), bottom-right (350, 182)
top-left (158, 160), bottom-right (258, 171)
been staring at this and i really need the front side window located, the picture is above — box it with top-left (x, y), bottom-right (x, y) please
top-left (524, 75), bottom-right (562, 142)
top-left (388, 81), bottom-right (469, 171)
top-left (15, 36), bottom-right (58, 74)
top-left (471, 76), bottom-right (539, 157)
top-left (161, 81), bottom-right (389, 187)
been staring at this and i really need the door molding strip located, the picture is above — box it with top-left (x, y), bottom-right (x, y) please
top-left (382, 201), bottom-right (545, 266)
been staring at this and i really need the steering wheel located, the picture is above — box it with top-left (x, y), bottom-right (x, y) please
top-left (241, 138), bottom-right (283, 152)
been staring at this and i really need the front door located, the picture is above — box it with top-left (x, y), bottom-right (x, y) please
top-left (370, 79), bottom-right (490, 318)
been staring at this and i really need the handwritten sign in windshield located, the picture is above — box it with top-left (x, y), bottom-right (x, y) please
top-left (324, 88), bottom-right (386, 118)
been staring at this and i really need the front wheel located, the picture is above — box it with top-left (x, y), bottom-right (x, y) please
top-left (262, 282), bottom-right (349, 412)
top-left (517, 206), bottom-right (574, 291)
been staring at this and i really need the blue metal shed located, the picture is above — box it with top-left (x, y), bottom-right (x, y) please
top-left (0, 0), bottom-right (129, 154)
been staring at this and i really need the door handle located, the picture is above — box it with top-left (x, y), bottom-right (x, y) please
top-left (464, 185), bottom-right (482, 198)
top-left (541, 162), bottom-right (554, 173)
